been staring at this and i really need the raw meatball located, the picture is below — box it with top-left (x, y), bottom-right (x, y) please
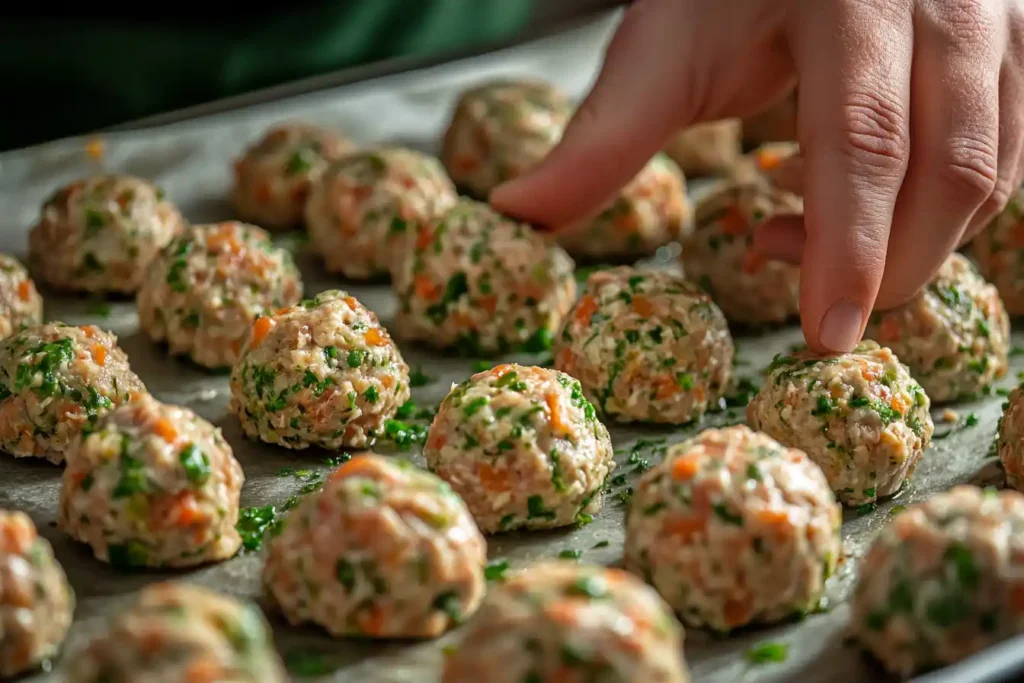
top-left (865, 253), bottom-right (1009, 403)
top-left (747, 341), bottom-right (934, 506)
top-left (554, 267), bottom-right (733, 424)
top-left (0, 323), bottom-right (145, 464)
top-left (557, 154), bottom-right (691, 260)
top-left (264, 454), bottom-right (486, 638)
top-left (852, 486), bottom-right (1024, 677)
top-left (393, 198), bottom-right (576, 355)
top-left (443, 561), bottom-right (689, 683)
top-left (741, 89), bottom-right (798, 145)
top-left (681, 181), bottom-right (802, 324)
top-left (664, 119), bottom-right (743, 177)
top-left (0, 510), bottom-right (74, 678)
top-left (625, 425), bottom-right (841, 631)
top-left (441, 79), bottom-right (572, 198)
top-left (305, 147), bottom-right (457, 279)
top-left (970, 187), bottom-right (1024, 315)
top-left (28, 175), bottom-right (184, 294)
top-left (0, 254), bottom-right (42, 339)
top-left (424, 364), bottom-right (614, 533)
top-left (137, 221), bottom-right (303, 370)
top-left (230, 289), bottom-right (410, 450)
top-left (997, 383), bottom-right (1024, 490)
top-left (67, 581), bottom-right (285, 683)
top-left (59, 394), bottom-right (243, 568)
top-left (232, 121), bottom-right (355, 230)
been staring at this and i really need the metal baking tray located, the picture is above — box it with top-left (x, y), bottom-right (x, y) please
top-left (2, 11), bottom-right (1023, 682)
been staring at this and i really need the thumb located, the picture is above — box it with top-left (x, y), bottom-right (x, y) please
top-left (491, 0), bottom-right (793, 229)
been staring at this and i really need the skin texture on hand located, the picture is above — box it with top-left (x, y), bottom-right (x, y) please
top-left (491, 0), bottom-right (1024, 353)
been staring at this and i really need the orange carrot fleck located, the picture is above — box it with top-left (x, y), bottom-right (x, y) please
top-left (330, 454), bottom-right (384, 482)
top-left (415, 275), bottom-right (441, 301)
top-left (718, 205), bottom-right (748, 236)
top-left (0, 518), bottom-right (36, 554)
top-left (546, 392), bottom-right (569, 436)
top-left (574, 295), bottom-right (598, 325)
top-left (546, 600), bottom-right (579, 626)
top-left (416, 227), bottom-right (434, 250)
top-left (741, 249), bottom-right (766, 274)
top-left (16, 281), bottom-right (31, 302)
top-left (632, 296), bottom-right (655, 318)
top-left (90, 343), bottom-right (107, 367)
top-left (478, 294), bottom-right (498, 313)
top-left (82, 325), bottom-right (99, 338)
top-left (364, 328), bottom-right (388, 347)
top-left (672, 454), bottom-right (701, 481)
top-left (358, 604), bottom-right (387, 636)
top-left (153, 418), bottom-right (178, 443)
top-left (477, 462), bottom-right (511, 492)
top-left (251, 317), bottom-right (274, 346)
top-left (724, 596), bottom-right (752, 628)
top-left (653, 375), bottom-right (680, 400)
top-left (85, 137), bottom-right (105, 160)
top-left (663, 515), bottom-right (706, 541)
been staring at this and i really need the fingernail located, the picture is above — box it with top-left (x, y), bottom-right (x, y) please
top-left (818, 299), bottom-right (864, 353)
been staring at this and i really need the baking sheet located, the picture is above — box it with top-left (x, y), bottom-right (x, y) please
top-left (0, 11), bottom-right (1020, 682)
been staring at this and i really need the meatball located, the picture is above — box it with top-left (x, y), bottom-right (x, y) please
top-left (852, 486), bottom-right (1024, 677)
top-left (625, 425), bottom-right (841, 631)
top-left (443, 561), bottom-right (689, 683)
top-left (393, 198), bottom-right (576, 355)
top-left (264, 454), bottom-right (486, 638)
top-left (865, 253), bottom-right (1009, 403)
top-left (554, 267), bottom-right (733, 424)
top-left (441, 79), bottom-right (572, 199)
top-left (970, 186), bottom-right (1024, 315)
top-left (28, 175), bottom-right (184, 294)
top-left (0, 510), bottom-right (74, 678)
top-left (0, 254), bottom-right (42, 340)
top-left (59, 394), bottom-right (243, 568)
top-left (230, 289), bottom-right (410, 450)
top-left (557, 154), bottom-right (691, 260)
top-left (997, 382), bottom-right (1024, 490)
top-left (747, 341), bottom-right (934, 506)
top-left (0, 323), bottom-right (145, 464)
top-left (66, 581), bottom-right (285, 683)
top-left (136, 221), bottom-right (303, 370)
top-left (305, 147), bottom-right (457, 279)
top-left (664, 119), bottom-right (743, 177)
top-left (681, 181), bottom-right (802, 324)
top-left (232, 121), bottom-right (355, 231)
top-left (424, 364), bottom-right (614, 533)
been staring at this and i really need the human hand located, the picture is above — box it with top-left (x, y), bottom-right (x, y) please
top-left (490, 0), bottom-right (1024, 353)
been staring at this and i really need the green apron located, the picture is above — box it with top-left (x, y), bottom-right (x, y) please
top-left (0, 2), bottom-right (536, 150)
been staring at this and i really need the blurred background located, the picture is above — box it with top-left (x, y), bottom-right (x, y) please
top-left (0, 1), bottom-right (626, 151)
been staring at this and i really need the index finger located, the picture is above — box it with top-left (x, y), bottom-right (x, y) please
top-left (790, 0), bottom-right (913, 352)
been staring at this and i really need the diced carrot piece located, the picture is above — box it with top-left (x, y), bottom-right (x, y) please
top-left (415, 275), bottom-right (441, 301)
top-left (172, 493), bottom-right (203, 527)
top-left (416, 227), bottom-right (434, 250)
top-left (487, 364), bottom-right (515, 378)
top-left (478, 294), bottom-right (498, 313)
top-left (654, 375), bottom-right (680, 400)
top-left (574, 295), bottom-right (598, 325)
top-left (663, 515), bottom-right (706, 541)
top-left (91, 343), bottom-right (107, 366)
top-left (672, 454), bottom-right (701, 481)
top-left (16, 281), bottom-right (31, 302)
top-left (741, 249), bottom-right (766, 274)
top-left (451, 312), bottom-right (475, 328)
top-left (718, 205), bottom-right (748, 236)
top-left (153, 418), bottom-right (178, 443)
top-left (251, 317), bottom-right (274, 346)
top-left (859, 360), bottom-right (880, 382)
top-left (614, 211), bottom-right (641, 233)
top-left (381, 375), bottom-right (394, 389)
top-left (724, 596), bottom-right (752, 628)
top-left (546, 600), bottom-right (579, 626)
top-left (756, 147), bottom-right (787, 171)
top-left (755, 508), bottom-right (791, 530)
top-left (632, 295), bottom-right (655, 318)
top-left (358, 604), bottom-right (387, 636)
top-left (0, 518), bottom-right (36, 554)
top-left (182, 657), bottom-right (225, 683)
top-left (82, 325), bottom-right (98, 338)
top-left (546, 392), bottom-right (569, 436)
top-left (342, 296), bottom-right (358, 309)
top-left (364, 328), bottom-right (388, 347)
top-left (477, 462), bottom-right (511, 492)
top-left (891, 393), bottom-right (910, 416)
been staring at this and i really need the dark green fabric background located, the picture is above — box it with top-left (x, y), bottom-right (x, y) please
top-left (0, 2), bottom-right (536, 150)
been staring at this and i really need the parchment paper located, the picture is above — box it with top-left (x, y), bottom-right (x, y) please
top-left (0, 12), bottom-right (1018, 683)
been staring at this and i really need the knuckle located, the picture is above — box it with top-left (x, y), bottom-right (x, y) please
top-left (838, 91), bottom-right (909, 177)
top-left (974, 176), bottom-right (1015, 226)
top-left (929, 0), bottom-right (997, 44)
top-left (938, 135), bottom-right (999, 203)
